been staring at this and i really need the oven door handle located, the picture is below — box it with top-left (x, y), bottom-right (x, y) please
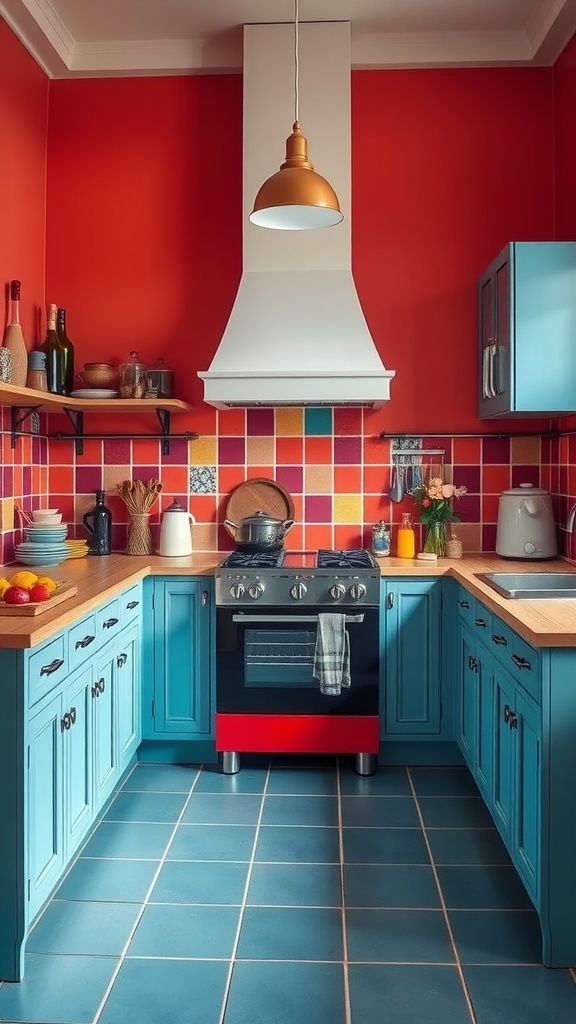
top-left (231, 613), bottom-right (366, 624)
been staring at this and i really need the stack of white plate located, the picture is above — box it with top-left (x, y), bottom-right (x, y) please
top-left (16, 523), bottom-right (69, 566)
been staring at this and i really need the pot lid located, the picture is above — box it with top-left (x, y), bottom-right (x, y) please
top-left (500, 484), bottom-right (550, 496)
top-left (164, 499), bottom-right (187, 513)
top-left (239, 510), bottom-right (285, 526)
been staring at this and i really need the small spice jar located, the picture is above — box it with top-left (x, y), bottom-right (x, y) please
top-left (26, 350), bottom-right (48, 392)
top-left (371, 521), bottom-right (391, 557)
top-left (119, 351), bottom-right (148, 398)
top-left (446, 529), bottom-right (463, 559)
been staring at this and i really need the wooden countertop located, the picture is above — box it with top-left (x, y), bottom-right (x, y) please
top-left (1, 551), bottom-right (575, 650)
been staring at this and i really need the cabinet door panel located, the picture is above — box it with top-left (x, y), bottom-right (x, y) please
top-left (65, 667), bottom-right (92, 854)
top-left (383, 581), bottom-right (441, 736)
top-left (93, 647), bottom-right (116, 809)
top-left (117, 624), bottom-right (140, 767)
top-left (154, 581), bottom-right (210, 735)
top-left (28, 691), bottom-right (64, 920)
top-left (514, 687), bottom-right (541, 902)
top-left (457, 623), bottom-right (477, 768)
top-left (492, 671), bottom-right (515, 845)
top-left (475, 649), bottom-right (494, 801)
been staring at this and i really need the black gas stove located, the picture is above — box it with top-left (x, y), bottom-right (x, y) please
top-left (216, 548), bottom-right (380, 607)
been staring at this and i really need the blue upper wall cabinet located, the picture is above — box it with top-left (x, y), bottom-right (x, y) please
top-left (478, 242), bottom-right (576, 418)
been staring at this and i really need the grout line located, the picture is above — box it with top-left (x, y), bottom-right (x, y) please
top-left (406, 768), bottom-right (478, 1024)
top-left (90, 763), bottom-right (206, 1024)
top-left (336, 757), bottom-right (352, 1024)
top-left (216, 764), bottom-right (271, 1024)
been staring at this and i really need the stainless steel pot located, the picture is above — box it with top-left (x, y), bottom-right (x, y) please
top-left (223, 510), bottom-right (295, 551)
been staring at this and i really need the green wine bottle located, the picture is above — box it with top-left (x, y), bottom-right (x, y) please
top-left (41, 303), bottom-right (65, 394)
top-left (56, 307), bottom-right (75, 395)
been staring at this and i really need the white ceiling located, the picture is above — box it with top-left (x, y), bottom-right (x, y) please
top-left (1, 0), bottom-right (576, 78)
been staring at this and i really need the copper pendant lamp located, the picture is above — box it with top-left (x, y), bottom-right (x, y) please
top-left (249, 0), bottom-right (343, 231)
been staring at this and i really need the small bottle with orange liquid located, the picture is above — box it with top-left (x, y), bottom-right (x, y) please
top-left (397, 512), bottom-right (416, 558)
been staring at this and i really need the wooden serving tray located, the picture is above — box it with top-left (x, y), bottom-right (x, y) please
top-left (0, 582), bottom-right (78, 616)
top-left (225, 478), bottom-right (295, 535)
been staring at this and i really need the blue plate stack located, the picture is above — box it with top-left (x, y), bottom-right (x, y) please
top-left (15, 523), bottom-right (69, 566)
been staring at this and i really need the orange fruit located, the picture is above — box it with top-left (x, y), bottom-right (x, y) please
top-left (0, 578), bottom-right (11, 599)
top-left (9, 570), bottom-right (38, 590)
top-left (36, 575), bottom-right (58, 594)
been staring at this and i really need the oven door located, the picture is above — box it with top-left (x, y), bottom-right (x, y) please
top-left (216, 605), bottom-right (379, 715)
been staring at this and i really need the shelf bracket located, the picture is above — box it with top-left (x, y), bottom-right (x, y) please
top-left (10, 405), bottom-right (42, 449)
top-left (156, 408), bottom-right (172, 455)
top-left (62, 408), bottom-right (85, 455)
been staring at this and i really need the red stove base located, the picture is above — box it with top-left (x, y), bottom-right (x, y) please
top-left (215, 713), bottom-right (379, 754)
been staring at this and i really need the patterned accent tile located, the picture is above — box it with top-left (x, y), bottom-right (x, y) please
top-left (275, 407), bottom-right (304, 435)
top-left (190, 466), bottom-right (216, 494)
top-left (189, 436), bottom-right (217, 465)
top-left (334, 494), bottom-right (363, 523)
top-left (247, 437), bottom-right (275, 465)
top-left (305, 408), bottom-right (333, 436)
top-left (305, 465), bottom-right (332, 493)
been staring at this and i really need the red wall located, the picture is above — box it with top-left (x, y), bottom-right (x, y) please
top-left (44, 67), bottom-right (555, 434)
top-left (0, 17), bottom-right (48, 343)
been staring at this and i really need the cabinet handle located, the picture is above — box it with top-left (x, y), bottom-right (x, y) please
top-left (40, 658), bottom-right (64, 676)
top-left (468, 655), bottom-right (478, 671)
top-left (91, 683), bottom-right (99, 698)
top-left (202, 591), bottom-right (208, 607)
top-left (69, 706), bottom-right (76, 725)
top-left (126, 600), bottom-right (139, 609)
top-left (509, 711), bottom-right (518, 729)
top-left (117, 652), bottom-right (128, 668)
top-left (491, 634), bottom-right (507, 646)
top-left (504, 703), bottom-right (511, 723)
top-left (75, 634), bottom-right (95, 649)
top-left (387, 593), bottom-right (394, 609)
top-left (511, 654), bottom-right (531, 671)
top-left (475, 618), bottom-right (486, 628)
top-left (98, 678), bottom-right (105, 693)
top-left (102, 617), bottom-right (119, 629)
top-left (60, 712), bottom-right (71, 731)
top-left (458, 600), bottom-right (469, 609)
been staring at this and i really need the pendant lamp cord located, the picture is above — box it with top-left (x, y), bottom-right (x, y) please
top-left (294, 0), bottom-right (299, 123)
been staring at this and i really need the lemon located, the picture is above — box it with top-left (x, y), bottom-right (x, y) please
top-left (35, 575), bottom-right (58, 594)
top-left (9, 570), bottom-right (39, 590)
top-left (0, 578), bottom-right (11, 599)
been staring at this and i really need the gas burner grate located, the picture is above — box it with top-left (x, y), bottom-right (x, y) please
top-left (317, 548), bottom-right (377, 569)
top-left (220, 549), bottom-right (286, 569)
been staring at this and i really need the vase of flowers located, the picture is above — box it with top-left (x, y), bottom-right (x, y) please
top-left (412, 477), bottom-right (467, 557)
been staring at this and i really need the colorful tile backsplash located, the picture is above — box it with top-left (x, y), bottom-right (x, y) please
top-left (0, 404), bottom-right (565, 564)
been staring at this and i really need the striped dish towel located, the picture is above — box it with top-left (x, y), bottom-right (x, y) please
top-left (312, 613), bottom-right (351, 696)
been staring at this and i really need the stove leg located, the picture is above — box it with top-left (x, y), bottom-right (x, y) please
top-left (222, 751), bottom-right (240, 775)
top-left (355, 752), bottom-right (377, 776)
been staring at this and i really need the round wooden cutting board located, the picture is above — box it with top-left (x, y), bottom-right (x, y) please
top-left (225, 478), bottom-right (295, 529)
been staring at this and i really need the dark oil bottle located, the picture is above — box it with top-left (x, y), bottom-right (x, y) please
top-left (56, 307), bottom-right (75, 395)
top-left (41, 303), bottom-right (65, 394)
top-left (82, 490), bottom-right (112, 555)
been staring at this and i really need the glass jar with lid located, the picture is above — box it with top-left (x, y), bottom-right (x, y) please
top-left (145, 356), bottom-right (174, 398)
top-left (119, 351), bottom-right (148, 399)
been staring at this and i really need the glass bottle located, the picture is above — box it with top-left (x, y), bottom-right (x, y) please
top-left (397, 512), bottom-right (416, 559)
top-left (82, 490), bottom-right (112, 555)
top-left (119, 351), bottom-right (148, 399)
top-left (3, 279), bottom-right (28, 387)
top-left (371, 521), bottom-right (390, 557)
top-left (56, 307), bottom-right (75, 395)
top-left (41, 303), bottom-right (65, 394)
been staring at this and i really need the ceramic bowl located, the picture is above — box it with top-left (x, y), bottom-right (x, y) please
top-left (81, 363), bottom-right (118, 389)
top-left (32, 509), bottom-right (62, 524)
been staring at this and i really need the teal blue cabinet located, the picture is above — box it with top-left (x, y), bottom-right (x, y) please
top-left (380, 579), bottom-right (443, 741)
top-left (479, 242), bottom-right (576, 418)
top-left (27, 688), bottom-right (65, 922)
top-left (144, 578), bottom-right (213, 739)
top-left (116, 623), bottom-right (140, 769)
top-left (92, 642), bottom-right (117, 807)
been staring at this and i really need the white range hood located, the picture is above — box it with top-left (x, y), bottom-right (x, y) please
top-left (199, 21), bottom-right (395, 409)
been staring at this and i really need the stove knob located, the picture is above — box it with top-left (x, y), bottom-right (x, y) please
top-left (349, 583), bottom-right (367, 601)
top-left (229, 583), bottom-right (245, 600)
top-left (290, 582), bottom-right (307, 600)
top-left (248, 582), bottom-right (265, 600)
top-left (330, 583), bottom-right (346, 600)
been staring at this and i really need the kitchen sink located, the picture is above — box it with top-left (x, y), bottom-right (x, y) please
top-left (476, 572), bottom-right (576, 600)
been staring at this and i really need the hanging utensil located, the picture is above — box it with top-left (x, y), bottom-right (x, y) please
top-left (390, 463), bottom-right (404, 503)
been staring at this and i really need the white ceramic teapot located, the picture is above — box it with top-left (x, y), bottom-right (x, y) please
top-left (158, 500), bottom-right (195, 557)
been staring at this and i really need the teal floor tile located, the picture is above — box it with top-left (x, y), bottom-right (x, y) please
top-left (150, 860), bottom-right (249, 904)
top-left (426, 828), bottom-right (511, 866)
top-left (27, 899), bottom-right (141, 956)
top-left (464, 965), bottom-right (576, 1023)
top-left (410, 767), bottom-right (480, 797)
top-left (104, 790), bottom-right (187, 822)
top-left (339, 767), bottom-right (411, 796)
top-left (348, 964), bottom-right (473, 1024)
top-left (0, 954), bottom-right (119, 1024)
top-left (344, 864), bottom-right (441, 908)
top-left (418, 797), bottom-right (495, 829)
top-left (341, 796), bottom-right (420, 828)
top-left (267, 768), bottom-right (337, 795)
top-left (247, 862), bottom-right (342, 907)
top-left (182, 793), bottom-right (262, 824)
top-left (128, 903), bottom-right (240, 958)
top-left (437, 865), bottom-right (533, 910)
top-left (194, 767), bottom-right (267, 793)
top-left (237, 906), bottom-right (343, 960)
top-left (449, 909), bottom-right (543, 964)
top-left (81, 820), bottom-right (174, 859)
top-left (346, 909), bottom-right (455, 964)
top-left (99, 958), bottom-right (229, 1024)
top-left (255, 825), bottom-right (340, 862)
top-left (56, 857), bottom-right (159, 903)
top-left (121, 763), bottom-right (200, 792)
top-left (261, 795), bottom-right (339, 826)
top-left (343, 827), bottom-right (430, 864)
top-left (224, 961), bottom-right (345, 1024)
top-left (167, 823), bottom-right (256, 860)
